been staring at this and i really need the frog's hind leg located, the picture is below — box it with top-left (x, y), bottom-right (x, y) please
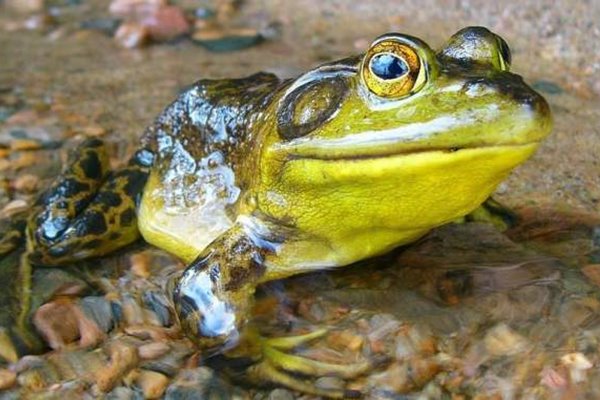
top-left (464, 197), bottom-right (519, 231)
top-left (0, 212), bottom-right (27, 256)
top-left (26, 138), bottom-right (154, 266)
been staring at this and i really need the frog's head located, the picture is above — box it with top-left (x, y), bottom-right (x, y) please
top-left (253, 27), bottom-right (552, 266)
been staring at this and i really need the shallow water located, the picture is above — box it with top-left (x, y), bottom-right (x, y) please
top-left (0, 0), bottom-right (599, 398)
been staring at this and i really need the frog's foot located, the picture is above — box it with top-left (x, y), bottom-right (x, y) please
top-left (464, 197), bottom-right (519, 231)
top-left (25, 138), bottom-right (153, 266)
top-left (239, 329), bottom-right (371, 398)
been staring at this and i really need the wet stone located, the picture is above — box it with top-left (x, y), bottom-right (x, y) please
top-left (139, 341), bottom-right (193, 377)
top-left (142, 291), bottom-right (172, 327)
top-left (266, 388), bottom-right (295, 400)
top-left (164, 367), bottom-right (237, 400)
top-left (80, 18), bottom-right (121, 35)
top-left (138, 341), bottom-right (170, 360)
top-left (0, 368), bottom-right (16, 390)
top-left (315, 376), bottom-right (345, 392)
top-left (80, 296), bottom-right (115, 333)
top-left (105, 386), bottom-right (144, 400)
top-left (135, 369), bottom-right (170, 399)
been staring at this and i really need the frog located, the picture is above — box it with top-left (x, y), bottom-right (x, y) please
top-left (0, 26), bottom-right (551, 397)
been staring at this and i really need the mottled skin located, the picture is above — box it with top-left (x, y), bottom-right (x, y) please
top-left (0, 27), bottom-right (552, 397)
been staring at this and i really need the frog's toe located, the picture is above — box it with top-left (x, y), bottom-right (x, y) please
top-left (236, 329), bottom-right (373, 398)
top-left (247, 359), bottom-right (362, 399)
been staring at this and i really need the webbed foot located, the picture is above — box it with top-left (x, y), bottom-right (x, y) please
top-left (242, 328), bottom-right (371, 398)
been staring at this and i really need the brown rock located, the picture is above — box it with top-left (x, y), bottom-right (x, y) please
top-left (95, 341), bottom-right (138, 392)
top-left (136, 369), bottom-right (169, 399)
top-left (582, 264), bottom-right (600, 287)
top-left (4, 0), bottom-right (44, 13)
top-left (141, 5), bottom-right (190, 41)
top-left (33, 298), bottom-right (81, 349)
top-left (13, 173), bottom-right (39, 193)
top-left (114, 22), bottom-right (149, 48)
top-left (109, 0), bottom-right (166, 17)
top-left (0, 199), bottom-right (28, 218)
top-left (10, 138), bottom-right (42, 151)
top-left (138, 342), bottom-right (170, 360)
top-left (483, 323), bottom-right (529, 358)
top-left (327, 330), bottom-right (364, 352)
top-left (130, 252), bottom-right (151, 278)
top-left (33, 297), bottom-right (106, 350)
top-left (81, 124), bottom-right (107, 137)
top-left (0, 368), bottom-right (16, 390)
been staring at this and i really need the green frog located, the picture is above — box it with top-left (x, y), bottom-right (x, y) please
top-left (1, 26), bottom-right (551, 397)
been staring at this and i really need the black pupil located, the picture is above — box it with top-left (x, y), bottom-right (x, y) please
top-left (370, 53), bottom-right (408, 80)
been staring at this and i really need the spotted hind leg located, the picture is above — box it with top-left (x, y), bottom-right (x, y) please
top-left (26, 138), bottom-right (154, 266)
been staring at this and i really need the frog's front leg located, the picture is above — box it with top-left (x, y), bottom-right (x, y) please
top-left (171, 223), bottom-right (371, 398)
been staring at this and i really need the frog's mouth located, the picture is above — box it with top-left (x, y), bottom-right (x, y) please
top-left (276, 112), bottom-right (549, 161)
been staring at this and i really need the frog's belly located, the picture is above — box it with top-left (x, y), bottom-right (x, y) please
top-left (138, 168), bottom-right (237, 264)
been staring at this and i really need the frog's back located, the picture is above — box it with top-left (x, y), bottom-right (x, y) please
top-left (138, 72), bottom-right (281, 262)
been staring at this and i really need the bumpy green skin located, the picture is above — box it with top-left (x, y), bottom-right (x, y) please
top-left (0, 27), bottom-right (552, 361)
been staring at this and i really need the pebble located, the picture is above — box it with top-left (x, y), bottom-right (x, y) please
top-left (0, 199), bottom-right (28, 218)
top-left (267, 388), bottom-right (295, 400)
top-left (582, 264), bottom-right (600, 287)
top-left (94, 341), bottom-right (139, 392)
top-left (138, 342), bottom-right (170, 360)
top-left (80, 296), bottom-right (115, 333)
top-left (23, 13), bottom-right (56, 31)
top-left (114, 22), bottom-right (149, 48)
top-left (327, 330), bottom-right (364, 352)
top-left (0, 368), bottom-right (17, 390)
top-left (33, 297), bottom-right (106, 349)
top-left (80, 124), bottom-right (107, 137)
top-left (109, 0), bottom-right (166, 17)
top-left (561, 352), bottom-right (593, 383)
top-left (483, 323), bottom-right (529, 357)
top-left (4, 0), bottom-right (45, 13)
top-left (164, 367), bottom-right (234, 399)
top-left (130, 253), bottom-right (151, 278)
top-left (33, 298), bottom-right (83, 349)
top-left (9, 138), bottom-right (42, 151)
top-left (315, 376), bottom-right (345, 392)
top-left (140, 5), bottom-right (190, 41)
top-left (540, 367), bottom-right (567, 389)
top-left (135, 369), bottom-right (170, 399)
top-left (12, 173), bottom-right (39, 193)
top-left (191, 28), bottom-right (263, 52)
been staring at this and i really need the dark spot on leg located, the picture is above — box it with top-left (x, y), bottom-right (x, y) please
top-left (59, 178), bottom-right (91, 198)
top-left (76, 210), bottom-right (108, 236)
top-left (83, 239), bottom-right (103, 249)
top-left (119, 208), bottom-right (136, 226)
top-left (79, 150), bottom-right (103, 180)
top-left (122, 169), bottom-right (149, 198)
top-left (109, 232), bottom-right (120, 240)
top-left (96, 191), bottom-right (123, 208)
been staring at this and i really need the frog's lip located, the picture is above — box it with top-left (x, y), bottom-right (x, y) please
top-left (286, 142), bottom-right (542, 161)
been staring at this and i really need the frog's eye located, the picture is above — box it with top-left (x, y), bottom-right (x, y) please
top-left (362, 40), bottom-right (426, 99)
